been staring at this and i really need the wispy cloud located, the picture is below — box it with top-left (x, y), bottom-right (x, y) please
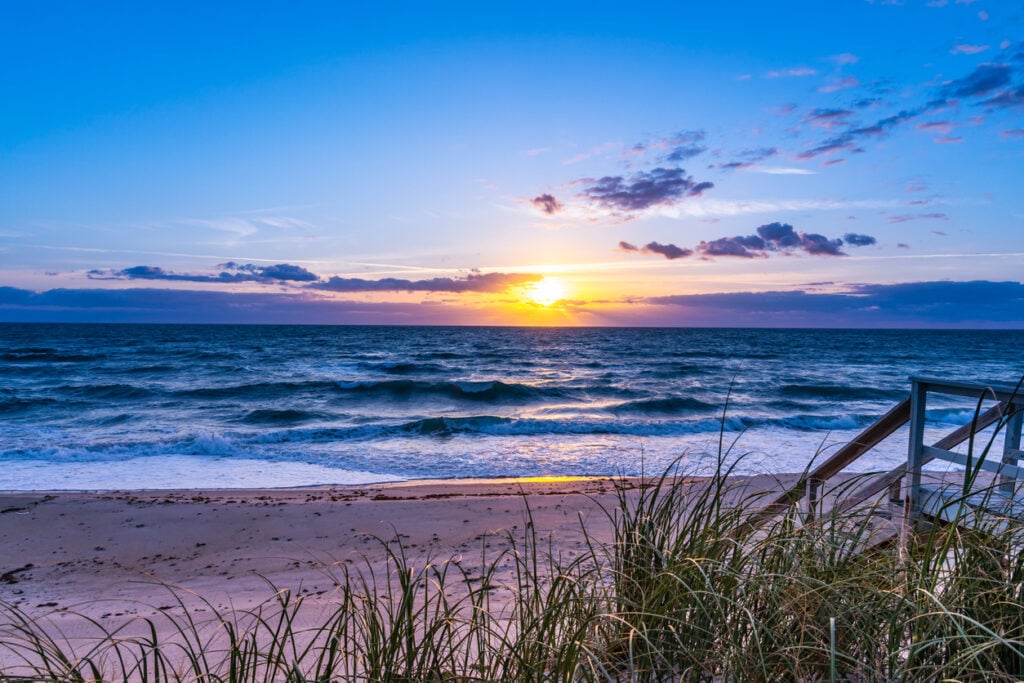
top-left (311, 272), bottom-right (542, 293)
top-left (752, 167), bottom-right (816, 175)
top-left (951, 44), bottom-right (989, 55)
top-left (819, 76), bottom-right (861, 93)
top-left (87, 262), bottom-right (320, 283)
top-left (766, 66), bottom-right (818, 78)
top-left (887, 212), bottom-right (949, 223)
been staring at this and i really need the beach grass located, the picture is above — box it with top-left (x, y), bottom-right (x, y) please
top-left (4, 422), bottom-right (1024, 680)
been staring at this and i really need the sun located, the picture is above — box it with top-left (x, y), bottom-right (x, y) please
top-left (524, 277), bottom-right (568, 307)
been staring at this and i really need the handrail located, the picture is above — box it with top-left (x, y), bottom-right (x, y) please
top-left (739, 377), bottom-right (1019, 535)
top-left (736, 397), bottom-right (911, 536)
top-left (831, 403), bottom-right (1007, 516)
top-left (909, 377), bottom-right (1023, 519)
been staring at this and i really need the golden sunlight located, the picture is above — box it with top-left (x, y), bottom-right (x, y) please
top-left (524, 277), bottom-right (568, 306)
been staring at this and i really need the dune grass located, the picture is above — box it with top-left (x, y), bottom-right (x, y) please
top-left (3, 411), bottom-right (1024, 680)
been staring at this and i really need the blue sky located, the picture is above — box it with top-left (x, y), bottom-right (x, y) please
top-left (1, 0), bottom-right (1022, 326)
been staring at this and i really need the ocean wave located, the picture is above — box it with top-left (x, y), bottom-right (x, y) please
top-left (253, 412), bottom-right (882, 442)
top-left (0, 396), bottom-right (59, 415)
top-left (333, 379), bottom-right (571, 402)
top-left (360, 361), bottom-right (447, 375)
top-left (1, 348), bottom-right (104, 363)
top-left (176, 380), bottom-right (339, 399)
top-left (238, 408), bottom-right (330, 425)
top-left (57, 383), bottom-right (155, 400)
top-left (609, 396), bottom-right (718, 415)
top-left (779, 384), bottom-right (905, 401)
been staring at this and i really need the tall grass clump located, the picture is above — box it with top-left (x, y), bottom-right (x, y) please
top-left (3, 396), bottom-right (1024, 681)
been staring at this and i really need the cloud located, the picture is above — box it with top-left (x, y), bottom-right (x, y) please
top-left (805, 108), bottom-right (855, 128)
top-left (87, 263), bottom-right (320, 284)
top-left (797, 105), bottom-right (930, 159)
top-left (984, 86), bottom-right (1024, 110)
top-left (917, 120), bottom-right (955, 134)
top-left (753, 167), bottom-right (816, 175)
top-left (0, 287), bottom-right (487, 325)
top-left (644, 281), bottom-right (1024, 327)
top-left (843, 233), bottom-right (877, 246)
top-left (766, 66), bottom-right (818, 78)
top-left (697, 235), bottom-right (767, 258)
top-left (1002, 129), bottom-right (1024, 138)
top-left (943, 63), bottom-right (1013, 98)
top-left (311, 272), bottom-right (542, 293)
top-left (829, 53), bottom-right (860, 66)
top-left (531, 193), bottom-right (564, 215)
top-left (619, 222), bottom-right (874, 261)
top-left (642, 242), bottom-right (693, 260)
top-left (581, 167), bottom-right (714, 212)
top-left (819, 77), bottom-right (861, 93)
top-left (951, 44), bottom-right (989, 55)
top-left (664, 145), bottom-right (707, 162)
top-left (887, 213), bottom-right (949, 223)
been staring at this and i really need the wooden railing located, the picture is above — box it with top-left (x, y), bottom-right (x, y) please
top-left (907, 376), bottom-right (1023, 519)
top-left (739, 376), bottom-right (1020, 537)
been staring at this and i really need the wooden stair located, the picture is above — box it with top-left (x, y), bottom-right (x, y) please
top-left (742, 375), bottom-right (1023, 542)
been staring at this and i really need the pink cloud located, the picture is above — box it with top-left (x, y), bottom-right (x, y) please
top-left (819, 76), bottom-right (861, 93)
top-left (917, 121), bottom-right (955, 135)
top-left (934, 136), bottom-right (964, 144)
top-left (950, 44), bottom-right (989, 55)
top-left (766, 67), bottom-right (818, 79)
top-left (1001, 129), bottom-right (1024, 139)
top-left (829, 53), bottom-right (860, 65)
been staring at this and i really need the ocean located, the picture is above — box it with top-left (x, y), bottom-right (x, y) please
top-left (1, 324), bottom-right (1022, 490)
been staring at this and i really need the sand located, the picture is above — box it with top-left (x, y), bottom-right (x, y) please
top-left (0, 472), bottom-right (808, 677)
top-left (0, 478), bottom-right (631, 622)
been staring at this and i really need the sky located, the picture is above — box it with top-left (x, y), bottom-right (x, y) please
top-left (1, 0), bottom-right (1022, 327)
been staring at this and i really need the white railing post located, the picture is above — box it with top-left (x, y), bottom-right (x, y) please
top-left (907, 379), bottom-right (928, 522)
top-left (1000, 406), bottom-right (1023, 495)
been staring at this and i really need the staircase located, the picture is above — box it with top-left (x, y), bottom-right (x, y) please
top-left (742, 375), bottom-right (1023, 538)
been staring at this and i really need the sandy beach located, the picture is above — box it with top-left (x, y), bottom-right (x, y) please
top-left (0, 475), bottom-right (806, 626)
top-left (0, 478), bottom-right (634, 627)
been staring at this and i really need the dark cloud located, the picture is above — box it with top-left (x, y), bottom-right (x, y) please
top-left (741, 147), bottom-right (778, 161)
top-left (642, 242), bottom-right (693, 260)
top-left (645, 281), bottom-right (1024, 328)
top-left (582, 167), bottom-right (713, 212)
top-left (87, 263), bottom-right (319, 283)
top-left (619, 240), bottom-right (691, 259)
top-left (798, 233), bottom-right (845, 256)
top-left (620, 222), bottom-right (875, 261)
top-left (697, 236), bottom-right (766, 258)
top-left (221, 262), bottom-right (319, 282)
top-left (944, 64), bottom-right (1014, 98)
top-left (711, 147), bottom-right (778, 171)
top-left (664, 145), bottom-right (707, 162)
top-left (797, 106), bottom-right (927, 159)
top-left (0, 287), bottom-right (483, 325)
top-left (843, 233), bottom-right (877, 247)
top-left (805, 108), bottom-right (854, 125)
top-left (311, 272), bottom-right (542, 293)
top-left (984, 85), bottom-right (1024, 109)
top-left (531, 193), bottom-right (563, 215)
